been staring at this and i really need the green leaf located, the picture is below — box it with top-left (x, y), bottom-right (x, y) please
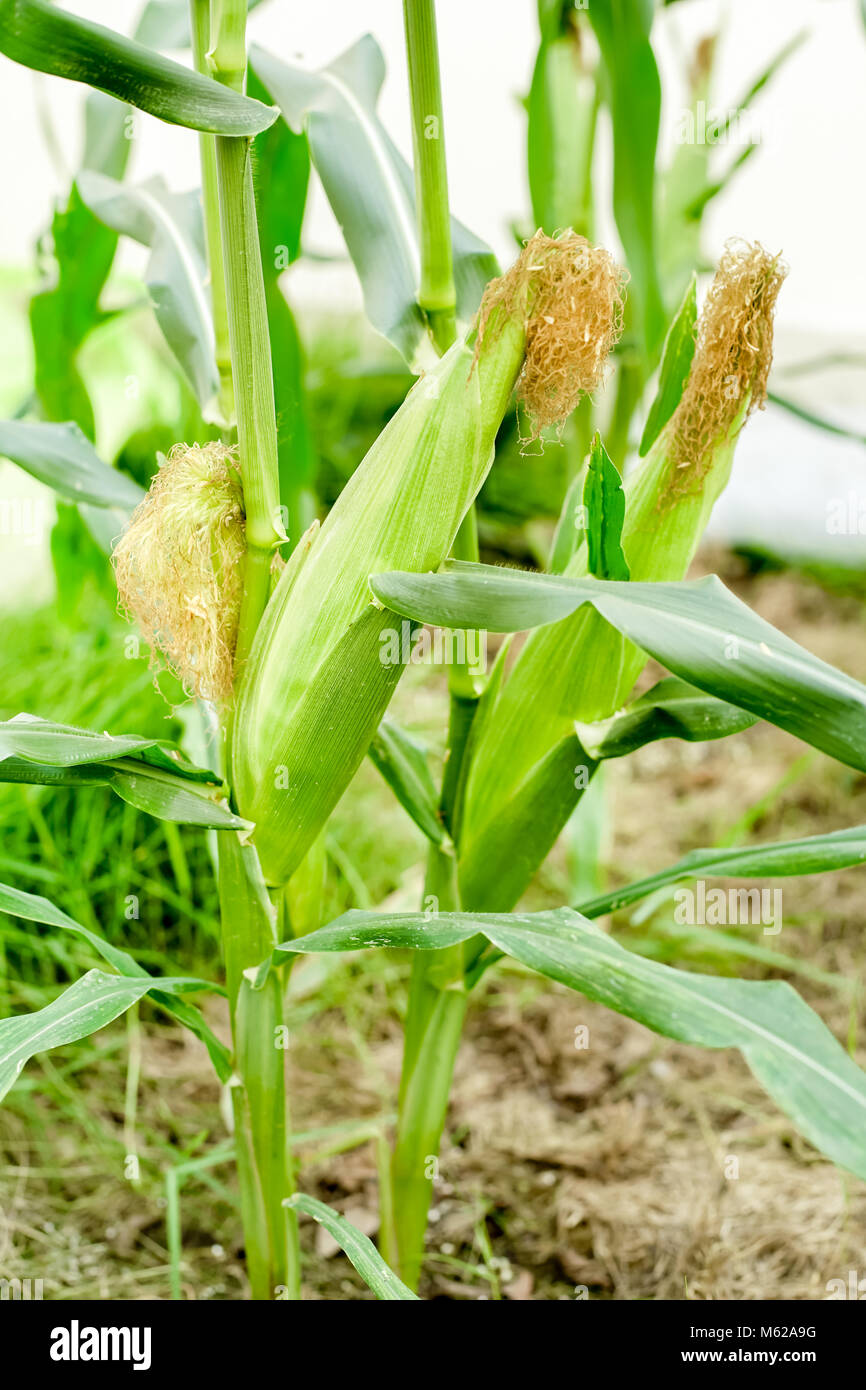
top-left (0, 716), bottom-right (211, 772)
top-left (579, 825), bottom-right (866, 919)
top-left (548, 468), bottom-right (587, 575)
top-left (582, 433), bottom-right (629, 581)
top-left (368, 719), bottom-right (444, 846)
top-left (0, 419), bottom-right (144, 511)
top-left (370, 563), bottom-right (866, 775)
top-left (280, 907), bottom-right (866, 1182)
top-left (638, 272), bottom-right (697, 456)
top-left (248, 60), bottom-right (315, 540)
top-left (250, 37), bottom-right (499, 368)
top-left (134, 0), bottom-right (270, 51)
top-left (0, 0), bottom-right (278, 135)
top-left (30, 185), bottom-right (119, 437)
top-left (721, 31), bottom-right (808, 137)
top-left (629, 920), bottom-right (847, 994)
top-left (133, 0), bottom-right (194, 50)
top-left (588, 0), bottom-right (665, 359)
top-left (768, 391), bottom-right (866, 449)
top-left (459, 733), bottom-right (593, 912)
top-left (284, 1194), bottom-right (420, 1300)
top-left (78, 172), bottom-right (219, 413)
top-left (0, 969), bottom-right (211, 1101)
top-left (0, 716), bottom-right (249, 831)
top-left (527, 19), bottom-right (597, 239)
top-left (0, 881), bottom-right (231, 1080)
top-left (576, 676), bottom-right (756, 760)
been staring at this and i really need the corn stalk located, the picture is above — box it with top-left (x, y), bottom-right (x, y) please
top-left (204, 0), bottom-right (298, 1300)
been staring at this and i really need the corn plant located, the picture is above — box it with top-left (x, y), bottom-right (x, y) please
top-left (2, 0), bottom-right (866, 1305)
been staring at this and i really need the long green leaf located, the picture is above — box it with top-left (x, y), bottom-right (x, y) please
top-left (459, 733), bottom-right (592, 912)
top-left (368, 719), bottom-right (444, 846)
top-left (284, 1194), bottom-right (419, 1300)
top-left (0, 0), bottom-right (277, 135)
top-left (576, 676), bottom-right (756, 760)
top-left (0, 419), bottom-right (144, 510)
top-left (279, 907), bottom-right (866, 1182)
top-left (250, 37), bottom-right (499, 369)
top-left (0, 717), bottom-right (248, 831)
top-left (370, 563), bottom-right (866, 774)
top-left (0, 716), bottom-right (214, 774)
top-left (0, 882), bottom-right (231, 1080)
top-left (579, 825), bottom-right (866, 919)
top-left (78, 172), bottom-right (219, 414)
top-left (0, 969), bottom-right (211, 1101)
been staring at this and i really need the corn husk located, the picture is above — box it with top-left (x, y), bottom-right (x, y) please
top-left (232, 232), bottom-right (625, 886)
top-left (458, 241), bottom-right (786, 888)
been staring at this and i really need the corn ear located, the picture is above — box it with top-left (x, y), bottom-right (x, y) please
top-left (458, 241), bottom-right (786, 879)
top-left (232, 232), bottom-right (625, 887)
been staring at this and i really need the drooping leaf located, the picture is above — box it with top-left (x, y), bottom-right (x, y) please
top-left (0, 969), bottom-right (212, 1101)
top-left (638, 272), bottom-right (697, 456)
top-left (368, 719), bottom-right (444, 846)
top-left (576, 676), bottom-right (756, 760)
top-left (284, 1194), bottom-right (419, 1300)
top-left (250, 36), bottom-right (499, 368)
top-left (582, 433), bottom-right (629, 580)
top-left (0, 716), bottom-right (248, 831)
top-left (370, 563), bottom-right (866, 774)
top-left (0, 419), bottom-right (144, 510)
top-left (0, 881), bottom-right (231, 1080)
top-left (0, 0), bottom-right (278, 135)
top-left (579, 825), bottom-right (866, 919)
top-left (279, 906), bottom-right (866, 1182)
top-left (78, 172), bottom-right (218, 414)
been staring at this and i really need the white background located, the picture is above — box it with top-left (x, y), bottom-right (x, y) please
top-left (1, 0), bottom-right (865, 592)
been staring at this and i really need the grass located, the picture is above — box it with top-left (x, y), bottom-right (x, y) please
top-left (2, 552), bottom-right (866, 1299)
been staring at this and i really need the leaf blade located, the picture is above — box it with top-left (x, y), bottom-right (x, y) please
top-left (284, 1194), bottom-right (420, 1300)
top-left (0, 419), bottom-right (144, 510)
top-left (281, 906), bottom-right (866, 1182)
top-left (370, 564), bottom-right (866, 775)
top-left (0, 0), bottom-right (277, 135)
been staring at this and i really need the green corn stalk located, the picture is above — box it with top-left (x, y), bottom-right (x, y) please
top-left (201, 0), bottom-right (298, 1300)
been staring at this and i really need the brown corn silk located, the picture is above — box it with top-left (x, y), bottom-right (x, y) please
top-left (666, 238), bottom-right (786, 493)
top-left (473, 229), bottom-right (625, 435)
top-left (113, 442), bottom-right (245, 702)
